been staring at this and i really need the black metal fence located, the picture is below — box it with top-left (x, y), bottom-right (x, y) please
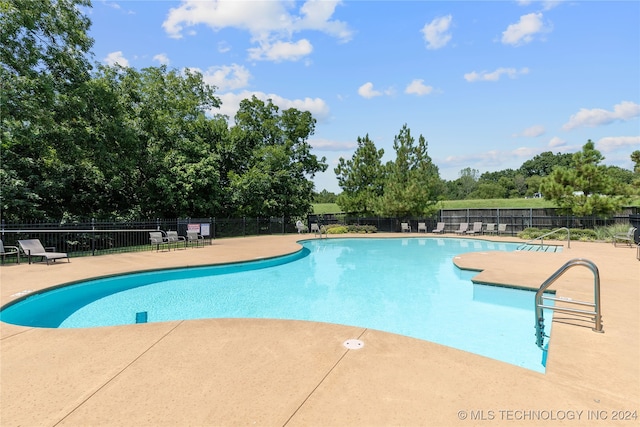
top-left (0, 217), bottom-right (300, 262)
top-left (1, 207), bottom-right (637, 264)
top-left (308, 207), bottom-right (638, 235)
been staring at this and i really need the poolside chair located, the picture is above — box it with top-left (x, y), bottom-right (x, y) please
top-left (149, 231), bottom-right (170, 251)
top-left (484, 223), bottom-right (497, 235)
top-left (166, 231), bottom-right (186, 249)
top-left (454, 223), bottom-right (469, 234)
top-left (18, 239), bottom-right (69, 265)
top-left (186, 230), bottom-right (205, 247)
top-left (295, 220), bottom-right (308, 233)
top-left (497, 223), bottom-right (508, 235)
top-left (417, 222), bottom-right (427, 233)
top-left (310, 223), bottom-right (320, 234)
top-left (431, 222), bottom-right (445, 234)
top-left (466, 222), bottom-right (482, 235)
top-left (613, 227), bottom-right (636, 247)
top-left (401, 222), bottom-right (411, 233)
top-left (0, 239), bottom-right (20, 264)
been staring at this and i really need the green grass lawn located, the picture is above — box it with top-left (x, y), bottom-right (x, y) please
top-left (313, 196), bottom-right (640, 214)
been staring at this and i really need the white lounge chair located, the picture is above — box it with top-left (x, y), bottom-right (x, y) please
top-left (310, 223), bottom-right (320, 234)
top-left (484, 223), bottom-right (497, 235)
top-left (466, 222), bottom-right (483, 235)
top-left (1, 239), bottom-right (20, 264)
top-left (454, 223), bottom-right (469, 234)
top-left (186, 230), bottom-right (205, 247)
top-left (613, 227), bottom-right (636, 247)
top-left (431, 222), bottom-right (445, 233)
top-left (166, 231), bottom-right (186, 249)
top-left (18, 239), bottom-right (69, 265)
top-left (417, 222), bottom-right (427, 233)
top-left (497, 223), bottom-right (508, 235)
top-left (149, 231), bottom-right (170, 251)
top-left (295, 220), bottom-right (308, 233)
top-left (401, 222), bottom-right (411, 233)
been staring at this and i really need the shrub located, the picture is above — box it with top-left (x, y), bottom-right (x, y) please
top-left (323, 224), bottom-right (377, 234)
top-left (517, 227), bottom-right (598, 241)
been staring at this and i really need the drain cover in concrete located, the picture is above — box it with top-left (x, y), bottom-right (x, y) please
top-left (343, 339), bottom-right (364, 350)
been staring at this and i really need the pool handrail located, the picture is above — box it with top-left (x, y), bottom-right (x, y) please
top-left (518, 227), bottom-right (571, 251)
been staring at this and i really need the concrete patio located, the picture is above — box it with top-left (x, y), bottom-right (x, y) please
top-left (1, 234), bottom-right (638, 426)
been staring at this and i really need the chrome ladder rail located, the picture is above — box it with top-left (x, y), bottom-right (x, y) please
top-left (535, 258), bottom-right (603, 348)
top-left (518, 227), bottom-right (571, 251)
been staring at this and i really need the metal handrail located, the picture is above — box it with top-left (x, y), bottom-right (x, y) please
top-left (519, 227), bottom-right (571, 250)
top-left (534, 258), bottom-right (603, 348)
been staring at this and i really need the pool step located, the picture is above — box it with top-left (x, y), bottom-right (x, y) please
top-left (518, 244), bottom-right (563, 253)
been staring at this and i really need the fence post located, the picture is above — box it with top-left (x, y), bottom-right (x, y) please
top-left (91, 218), bottom-right (96, 256)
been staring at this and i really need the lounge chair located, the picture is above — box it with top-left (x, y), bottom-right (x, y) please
top-left (1, 239), bottom-right (20, 264)
top-left (149, 231), bottom-right (170, 251)
top-left (454, 223), bottom-right (469, 234)
top-left (417, 222), bottom-right (427, 233)
top-left (310, 223), bottom-right (320, 234)
top-left (431, 222), bottom-right (445, 233)
top-left (166, 230), bottom-right (186, 249)
top-left (295, 220), bottom-right (308, 233)
top-left (466, 222), bottom-right (483, 235)
top-left (18, 239), bottom-right (69, 265)
top-left (186, 230), bottom-right (205, 247)
top-left (401, 222), bottom-right (411, 233)
top-left (613, 227), bottom-right (636, 247)
top-left (497, 223), bottom-right (508, 235)
top-left (484, 223), bottom-right (497, 235)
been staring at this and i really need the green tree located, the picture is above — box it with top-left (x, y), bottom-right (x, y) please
top-left (377, 124), bottom-right (442, 217)
top-left (519, 151), bottom-right (573, 177)
top-left (229, 96), bottom-right (327, 218)
top-left (1, 0), bottom-right (94, 221)
top-left (334, 135), bottom-right (385, 214)
top-left (540, 140), bottom-right (626, 216)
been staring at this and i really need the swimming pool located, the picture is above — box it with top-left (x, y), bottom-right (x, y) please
top-left (0, 237), bottom-right (552, 372)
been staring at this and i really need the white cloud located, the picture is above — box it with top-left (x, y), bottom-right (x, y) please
top-left (464, 67), bottom-right (529, 82)
top-left (191, 64), bottom-right (251, 91)
top-left (595, 136), bottom-right (640, 153)
top-left (405, 79), bottom-right (434, 96)
top-left (501, 12), bottom-right (549, 46)
top-left (548, 136), bottom-right (567, 148)
top-left (162, 0), bottom-right (351, 62)
top-left (248, 39), bottom-right (313, 62)
top-left (421, 15), bottom-right (453, 50)
top-left (153, 53), bottom-right (170, 65)
top-left (103, 51), bottom-right (129, 67)
top-left (358, 82), bottom-right (382, 99)
top-left (562, 101), bottom-right (640, 130)
top-left (216, 91), bottom-right (330, 122)
top-left (217, 41), bottom-right (231, 53)
top-left (309, 138), bottom-right (358, 152)
top-left (513, 125), bottom-right (545, 137)
top-left (516, 0), bottom-right (562, 11)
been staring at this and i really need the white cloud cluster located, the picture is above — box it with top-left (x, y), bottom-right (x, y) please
top-left (162, 0), bottom-right (351, 62)
top-left (421, 15), bottom-right (453, 50)
top-left (153, 53), bottom-right (170, 65)
top-left (562, 101), bottom-right (640, 130)
top-left (217, 91), bottom-right (330, 123)
top-left (501, 12), bottom-right (549, 46)
top-left (464, 67), bottom-right (529, 82)
top-left (596, 136), bottom-right (640, 153)
top-left (192, 64), bottom-right (252, 92)
top-left (513, 125), bottom-right (545, 138)
top-left (405, 79), bottom-right (434, 96)
top-left (309, 138), bottom-right (358, 152)
top-left (103, 51), bottom-right (129, 67)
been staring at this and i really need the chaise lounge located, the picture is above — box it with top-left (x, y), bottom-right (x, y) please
top-left (18, 239), bottom-right (69, 265)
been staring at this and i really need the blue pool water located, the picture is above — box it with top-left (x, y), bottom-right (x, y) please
top-left (0, 237), bottom-right (553, 372)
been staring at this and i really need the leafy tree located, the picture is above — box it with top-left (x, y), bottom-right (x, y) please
top-left (1, 0), bottom-right (94, 221)
top-left (335, 135), bottom-right (385, 214)
top-left (229, 96), bottom-right (327, 218)
top-left (376, 124), bottom-right (443, 217)
top-left (540, 140), bottom-right (626, 216)
top-left (519, 151), bottom-right (573, 177)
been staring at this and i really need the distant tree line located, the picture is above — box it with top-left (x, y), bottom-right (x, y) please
top-left (330, 131), bottom-right (639, 218)
top-left (1, 0), bottom-right (326, 222)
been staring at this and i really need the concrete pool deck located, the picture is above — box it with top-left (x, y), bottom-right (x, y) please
top-left (1, 234), bottom-right (638, 426)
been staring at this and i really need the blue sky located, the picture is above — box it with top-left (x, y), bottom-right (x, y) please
top-left (87, 0), bottom-right (640, 193)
